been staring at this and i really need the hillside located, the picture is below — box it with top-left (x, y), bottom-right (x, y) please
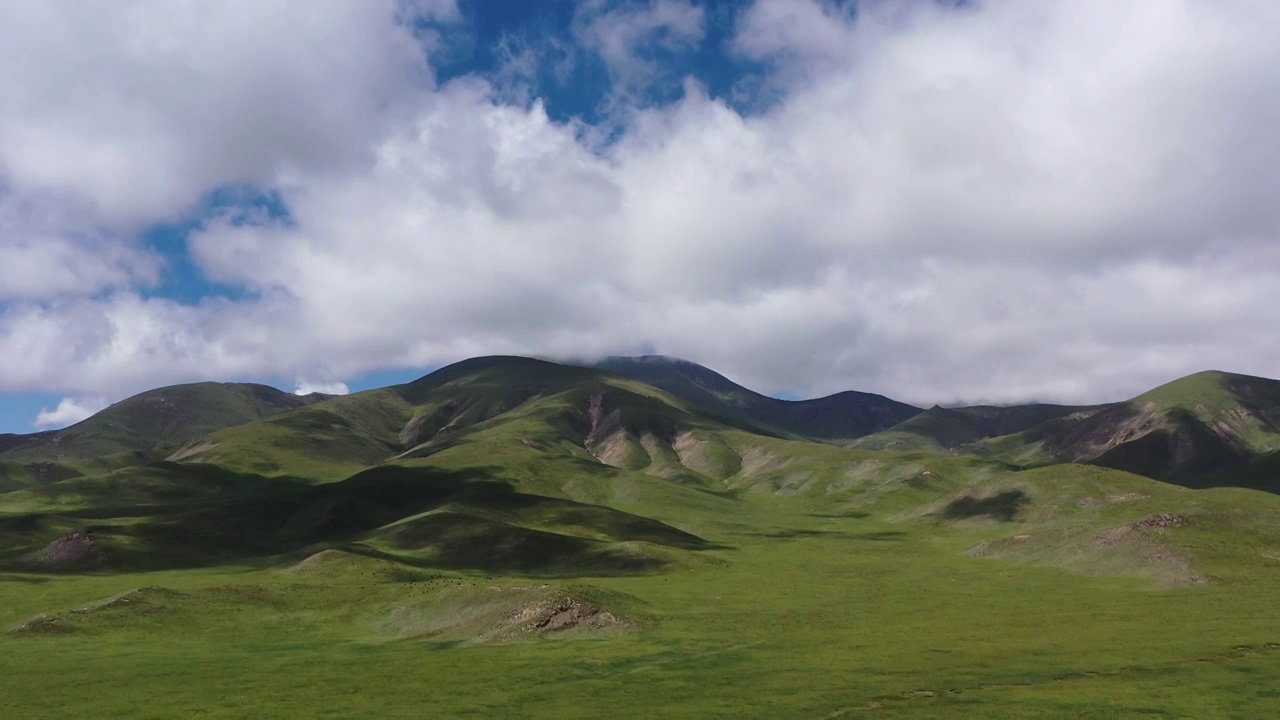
top-left (587, 355), bottom-right (921, 442)
top-left (0, 383), bottom-right (326, 471)
top-left (851, 403), bottom-right (1111, 453)
top-left (4, 358), bottom-right (1280, 717)
top-left (167, 356), bottom-right (757, 482)
top-left (977, 371), bottom-right (1280, 485)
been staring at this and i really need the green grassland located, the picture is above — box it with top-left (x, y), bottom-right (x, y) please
top-left (2, 358), bottom-right (1280, 718)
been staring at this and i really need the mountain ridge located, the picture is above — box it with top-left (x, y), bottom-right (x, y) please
top-left (7, 358), bottom-right (1280, 492)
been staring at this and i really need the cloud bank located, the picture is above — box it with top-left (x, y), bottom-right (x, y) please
top-left (2, 0), bottom-right (1279, 415)
top-left (33, 396), bottom-right (108, 429)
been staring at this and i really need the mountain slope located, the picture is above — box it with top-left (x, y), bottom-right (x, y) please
top-left (170, 356), bottom-right (754, 484)
top-left (980, 371), bottom-right (1280, 484)
top-left (0, 383), bottom-right (327, 470)
top-left (586, 355), bottom-right (921, 442)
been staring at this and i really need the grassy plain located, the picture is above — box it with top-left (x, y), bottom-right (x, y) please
top-left (4, 460), bottom-right (1279, 718)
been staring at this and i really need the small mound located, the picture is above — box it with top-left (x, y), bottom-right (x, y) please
top-left (368, 583), bottom-right (636, 644)
top-left (503, 595), bottom-right (634, 638)
top-left (73, 587), bottom-right (187, 615)
top-left (8, 614), bottom-right (79, 638)
top-left (9, 586), bottom-right (188, 639)
top-left (23, 531), bottom-right (100, 570)
top-left (967, 523), bottom-right (1210, 588)
top-left (285, 548), bottom-right (388, 577)
top-left (374, 511), bottom-right (667, 574)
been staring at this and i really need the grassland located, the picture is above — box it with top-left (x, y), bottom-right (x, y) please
top-left (2, 358), bottom-right (1280, 718)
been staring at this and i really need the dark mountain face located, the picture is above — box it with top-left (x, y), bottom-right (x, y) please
top-left (852, 403), bottom-right (1114, 452)
top-left (586, 355), bottom-right (921, 442)
top-left (1026, 372), bottom-right (1280, 481)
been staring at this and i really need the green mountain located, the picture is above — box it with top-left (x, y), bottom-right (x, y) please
top-left (5, 358), bottom-right (1280, 717)
top-left (0, 383), bottom-right (327, 487)
top-left (978, 371), bottom-right (1280, 485)
top-left (586, 355), bottom-right (922, 441)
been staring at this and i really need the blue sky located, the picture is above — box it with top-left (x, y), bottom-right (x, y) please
top-left (3, 0), bottom-right (1279, 434)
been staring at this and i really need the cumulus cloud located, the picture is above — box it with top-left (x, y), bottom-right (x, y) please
top-left (294, 381), bottom-right (351, 397)
top-left (0, 0), bottom-right (441, 311)
top-left (33, 396), bottom-right (108, 429)
top-left (2, 0), bottom-right (1280, 409)
top-left (0, 194), bottom-right (159, 300)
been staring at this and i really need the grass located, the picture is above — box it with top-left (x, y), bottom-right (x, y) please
top-left (4, 358), bottom-right (1280, 717)
top-left (3, 474), bottom-right (1280, 718)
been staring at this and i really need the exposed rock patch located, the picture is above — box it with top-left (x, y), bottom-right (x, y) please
top-left (25, 531), bottom-right (100, 570)
top-left (673, 431), bottom-right (717, 475)
top-left (166, 441), bottom-right (217, 462)
top-left (505, 596), bottom-right (633, 638)
top-left (1131, 513), bottom-right (1185, 530)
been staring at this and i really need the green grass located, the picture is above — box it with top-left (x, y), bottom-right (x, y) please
top-left (4, 358), bottom-right (1280, 717)
top-left (3, 469), bottom-right (1280, 718)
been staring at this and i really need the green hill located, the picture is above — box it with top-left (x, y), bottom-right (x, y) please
top-left (0, 383), bottom-right (329, 488)
top-left (587, 355), bottom-right (921, 441)
top-left (167, 356), bottom-right (753, 482)
top-left (978, 371), bottom-right (1280, 485)
top-left (5, 358), bottom-right (1280, 717)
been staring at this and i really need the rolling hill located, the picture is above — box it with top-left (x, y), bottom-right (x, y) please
top-left (0, 382), bottom-right (330, 491)
top-left (4, 357), bottom-right (1280, 717)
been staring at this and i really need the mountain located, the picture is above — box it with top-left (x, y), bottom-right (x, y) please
top-left (5, 356), bottom-right (1280, 717)
top-left (0, 355), bottom-right (993, 574)
top-left (0, 382), bottom-right (327, 472)
top-left (170, 356), bottom-right (756, 483)
top-left (850, 403), bottom-right (1113, 453)
top-left (978, 370), bottom-right (1280, 485)
top-left (585, 355), bottom-right (922, 442)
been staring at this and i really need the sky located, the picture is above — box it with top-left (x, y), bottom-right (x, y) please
top-left (2, 0), bottom-right (1280, 433)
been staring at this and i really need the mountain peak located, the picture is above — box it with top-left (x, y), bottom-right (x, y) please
top-left (583, 355), bottom-right (919, 441)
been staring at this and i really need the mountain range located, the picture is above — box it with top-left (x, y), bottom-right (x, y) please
top-left (5, 355), bottom-right (1280, 716)
top-left (6, 356), bottom-right (1279, 497)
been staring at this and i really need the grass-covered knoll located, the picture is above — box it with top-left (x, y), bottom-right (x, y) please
top-left (589, 355), bottom-right (922, 441)
top-left (0, 382), bottom-right (324, 469)
top-left (901, 463), bottom-right (1280, 587)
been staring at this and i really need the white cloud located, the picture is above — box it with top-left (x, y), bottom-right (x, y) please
top-left (3, 0), bottom-right (1280, 408)
top-left (294, 380), bottom-right (351, 396)
top-left (0, 194), bottom-right (159, 300)
top-left (574, 0), bottom-right (706, 109)
top-left (33, 396), bottom-right (108, 429)
top-left (0, 0), bottom-right (442, 305)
